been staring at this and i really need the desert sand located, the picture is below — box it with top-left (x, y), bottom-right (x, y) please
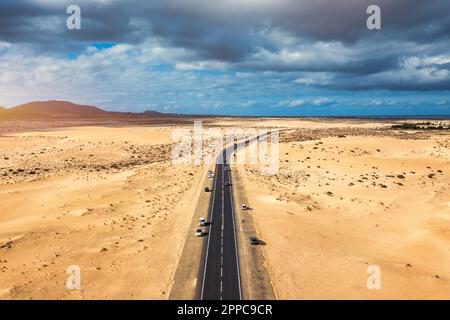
top-left (0, 125), bottom-right (205, 299)
top-left (1, 118), bottom-right (449, 300)
top-left (233, 120), bottom-right (450, 299)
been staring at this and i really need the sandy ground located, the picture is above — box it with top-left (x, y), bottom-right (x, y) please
top-left (0, 126), bottom-right (203, 299)
top-left (211, 118), bottom-right (393, 130)
top-left (235, 121), bottom-right (450, 299)
top-left (1, 119), bottom-right (449, 300)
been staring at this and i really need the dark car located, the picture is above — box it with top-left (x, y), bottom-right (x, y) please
top-left (204, 187), bottom-right (210, 192)
top-left (249, 237), bottom-right (259, 245)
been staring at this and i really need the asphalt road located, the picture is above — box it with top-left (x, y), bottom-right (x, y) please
top-left (199, 133), bottom-right (275, 300)
top-left (200, 149), bottom-right (242, 300)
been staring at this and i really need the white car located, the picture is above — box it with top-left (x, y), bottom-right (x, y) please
top-left (241, 204), bottom-right (248, 210)
top-left (195, 228), bottom-right (203, 237)
top-left (199, 217), bottom-right (206, 226)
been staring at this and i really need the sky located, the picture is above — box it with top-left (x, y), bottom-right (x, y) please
top-left (0, 0), bottom-right (449, 116)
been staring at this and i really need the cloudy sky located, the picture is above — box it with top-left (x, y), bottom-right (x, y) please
top-left (0, 0), bottom-right (449, 116)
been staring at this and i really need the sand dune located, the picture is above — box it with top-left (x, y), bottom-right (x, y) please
top-left (0, 125), bottom-right (203, 299)
top-left (0, 118), bottom-right (449, 300)
top-left (236, 124), bottom-right (450, 299)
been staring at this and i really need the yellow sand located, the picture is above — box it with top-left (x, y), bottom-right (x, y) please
top-left (1, 120), bottom-right (449, 300)
top-left (237, 129), bottom-right (450, 299)
top-left (0, 125), bottom-right (203, 299)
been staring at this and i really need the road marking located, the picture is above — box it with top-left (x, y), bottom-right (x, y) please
top-left (199, 132), bottom-right (285, 300)
top-left (200, 164), bottom-right (219, 300)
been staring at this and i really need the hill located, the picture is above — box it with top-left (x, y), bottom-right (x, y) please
top-left (4, 101), bottom-right (108, 119)
top-left (0, 100), bottom-right (182, 124)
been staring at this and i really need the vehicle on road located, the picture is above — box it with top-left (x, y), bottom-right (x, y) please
top-left (199, 217), bottom-right (206, 226)
top-left (241, 204), bottom-right (248, 210)
top-left (224, 181), bottom-right (230, 187)
top-left (249, 237), bottom-right (259, 245)
top-left (196, 228), bottom-right (203, 237)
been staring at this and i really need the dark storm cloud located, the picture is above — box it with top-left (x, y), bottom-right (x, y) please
top-left (0, 0), bottom-right (449, 90)
top-left (274, 0), bottom-right (450, 43)
top-left (0, 1), bottom-right (55, 40)
top-left (241, 54), bottom-right (400, 76)
top-left (2, 0), bottom-right (448, 54)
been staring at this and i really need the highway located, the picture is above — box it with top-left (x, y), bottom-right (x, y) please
top-left (200, 149), bottom-right (242, 300)
top-left (199, 133), bottom-right (274, 300)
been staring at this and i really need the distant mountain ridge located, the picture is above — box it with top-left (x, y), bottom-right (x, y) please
top-left (0, 100), bottom-right (166, 120)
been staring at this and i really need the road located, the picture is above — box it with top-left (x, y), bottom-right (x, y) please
top-left (200, 149), bottom-right (241, 300)
top-left (199, 132), bottom-right (276, 300)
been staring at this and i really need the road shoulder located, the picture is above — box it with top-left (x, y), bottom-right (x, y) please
top-left (231, 163), bottom-right (275, 300)
top-left (169, 164), bottom-right (214, 300)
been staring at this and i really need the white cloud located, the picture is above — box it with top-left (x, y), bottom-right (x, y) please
top-left (276, 99), bottom-right (305, 107)
top-left (175, 61), bottom-right (227, 71)
top-left (246, 38), bottom-right (362, 73)
top-left (355, 55), bottom-right (450, 89)
top-left (294, 72), bottom-right (331, 86)
top-left (312, 98), bottom-right (333, 106)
